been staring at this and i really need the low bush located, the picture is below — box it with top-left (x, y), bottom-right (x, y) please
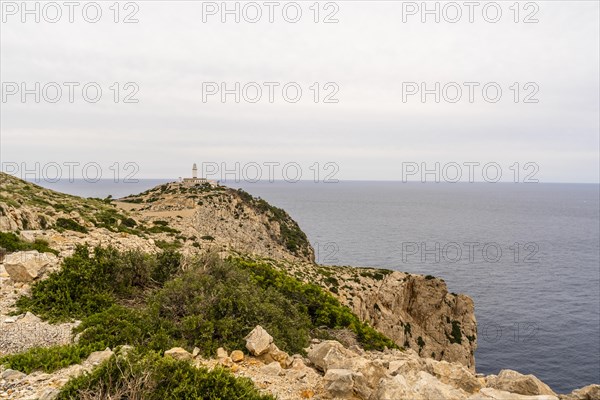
top-left (55, 217), bottom-right (88, 233)
top-left (15, 246), bottom-right (182, 322)
top-left (0, 343), bottom-right (104, 374)
top-left (233, 258), bottom-right (398, 351)
top-left (58, 352), bottom-right (274, 400)
top-left (0, 232), bottom-right (58, 255)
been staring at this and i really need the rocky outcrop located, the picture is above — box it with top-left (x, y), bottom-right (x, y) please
top-left (344, 271), bottom-right (477, 369)
top-left (486, 370), bottom-right (557, 397)
top-left (270, 260), bottom-right (478, 370)
top-left (559, 384), bottom-right (600, 400)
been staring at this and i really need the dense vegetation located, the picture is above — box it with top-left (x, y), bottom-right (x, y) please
top-left (4, 246), bottom-right (396, 381)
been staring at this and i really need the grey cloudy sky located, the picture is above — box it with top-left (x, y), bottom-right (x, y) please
top-left (1, 1), bottom-right (598, 182)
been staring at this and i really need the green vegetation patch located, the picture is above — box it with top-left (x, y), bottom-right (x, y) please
top-left (58, 352), bottom-right (273, 400)
top-left (0, 232), bottom-right (58, 256)
top-left (15, 246), bottom-right (182, 322)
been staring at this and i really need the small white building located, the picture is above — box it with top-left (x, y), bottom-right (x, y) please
top-left (181, 163), bottom-right (218, 185)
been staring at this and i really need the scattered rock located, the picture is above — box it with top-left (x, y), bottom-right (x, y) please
top-left (231, 350), bottom-right (244, 362)
top-left (216, 347), bottom-right (228, 359)
top-left (261, 361), bottom-right (283, 376)
top-left (85, 348), bottom-right (114, 366)
top-left (219, 357), bottom-right (234, 367)
top-left (192, 347), bottom-right (201, 358)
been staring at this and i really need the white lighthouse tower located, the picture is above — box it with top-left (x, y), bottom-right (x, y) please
top-left (192, 163), bottom-right (198, 179)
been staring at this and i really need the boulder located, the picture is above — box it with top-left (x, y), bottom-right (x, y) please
top-left (260, 361), bottom-right (283, 376)
top-left (487, 370), bottom-right (557, 397)
top-left (375, 374), bottom-right (417, 400)
top-left (164, 347), bottom-right (193, 361)
top-left (307, 340), bottom-right (357, 372)
top-left (3, 250), bottom-right (58, 282)
top-left (413, 371), bottom-right (468, 400)
top-left (469, 388), bottom-right (559, 400)
top-left (230, 350), bottom-right (244, 362)
top-left (85, 348), bottom-right (114, 366)
top-left (560, 384), bottom-right (600, 400)
top-left (424, 358), bottom-right (482, 393)
top-left (323, 369), bottom-right (356, 398)
top-left (245, 325), bottom-right (273, 356)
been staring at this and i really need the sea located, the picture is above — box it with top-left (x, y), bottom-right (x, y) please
top-left (25, 179), bottom-right (600, 394)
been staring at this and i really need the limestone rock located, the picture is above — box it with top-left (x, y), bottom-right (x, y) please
top-left (192, 347), bottom-right (200, 357)
top-left (231, 350), bottom-right (244, 362)
top-left (216, 347), bottom-right (228, 359)
top-left (1, 369), bottom-right (26, 380)
top-left (164, 347), bottom-right (192, 361)
top-left (559, 384), bottom-right (600, 400)
top-left (469, 388), bottom-right (559, 400)
top-left (260, 361), bottom-right (283, 376)
top-left (307, 340), bottom-right (357, 372)
top-left (219, 357), bottom-right (233, 367)
top-left (412, 371), bottom-right (468, 400)
top-left (323, 369), bottom-right (355, 398)
top-left (487, 370), bottom-right (557, 397)
top-left (376, 374), bottom-right (417, 400)
top-left (85, 348), bottom-right (114, 366)
top-left (19, 230), bottom-right (45, 243)
top-left (425, 358), bottom-right (483, 393)
top-left (3, 251), bottom-right (58, 282)
top-left (245, 325), bottom-right (273, 356)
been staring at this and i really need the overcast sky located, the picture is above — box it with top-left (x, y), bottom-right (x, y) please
top-left (1, 1), bottom-right (598, 183)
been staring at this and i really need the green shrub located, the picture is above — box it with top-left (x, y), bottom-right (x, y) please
top-left (147, 257), bottom-right (311, 356)
top-left (0, 232), bottom-right (58, 255)
top-left (16, 246), bottom-right (181, 322)
top-left (233, 258), bottom-right (398, 351)
top-left (0, 343), bottom-right (103, 374)
top-left (449, 320), bottom-right (463, 344)
top-left (55, 217), bottom-right (88, 233)
top-left (58, 352), bottom-right (274, 400)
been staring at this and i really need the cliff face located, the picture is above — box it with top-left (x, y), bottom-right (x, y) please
top-left (344, 272), bottom-right (477, 370)
top-left (266, 261), bottom-right (477, 370)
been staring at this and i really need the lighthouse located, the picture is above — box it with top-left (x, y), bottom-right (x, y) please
top-left (192, 163), bottom-right (198, 179)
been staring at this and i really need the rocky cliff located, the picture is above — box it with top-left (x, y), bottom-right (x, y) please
top-left (0, 173), bottom-right (597, 399)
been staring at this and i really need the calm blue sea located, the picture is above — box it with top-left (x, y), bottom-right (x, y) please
top-left (29, 179), bottom-right (600, 393)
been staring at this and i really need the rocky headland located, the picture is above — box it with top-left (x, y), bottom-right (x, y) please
top-left (0, 173), bottom-right (597, 399)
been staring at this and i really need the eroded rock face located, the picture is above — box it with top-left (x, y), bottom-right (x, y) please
top-left (3, 251), bottom-right (58, 282)
top-left (338, 270), bottom-right (477, 370)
